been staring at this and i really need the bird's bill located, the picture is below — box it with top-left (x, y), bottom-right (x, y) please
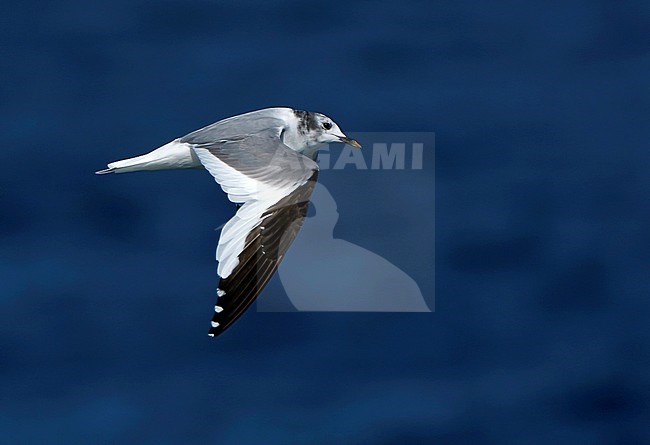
top-left (338, 136), bottom-right (362, 148)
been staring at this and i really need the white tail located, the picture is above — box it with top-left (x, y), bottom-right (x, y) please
top-left (95, 140), bottom-right (202, 175)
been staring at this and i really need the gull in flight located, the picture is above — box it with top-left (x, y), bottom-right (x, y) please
top-left (96, 107), bottom-right (361, 337)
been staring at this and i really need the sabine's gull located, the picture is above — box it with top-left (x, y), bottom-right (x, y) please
top-left (96, 107), bottom-right (361, 337)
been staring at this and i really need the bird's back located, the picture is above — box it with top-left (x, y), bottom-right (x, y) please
top-left (180, 107), bottom-right (294, 145)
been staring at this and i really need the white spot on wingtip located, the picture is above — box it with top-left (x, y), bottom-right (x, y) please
top-left (211, 321), bottom-right (220, 328)
top-left (217, 288), bottom-right (226, 297)
top-left (214, 305), bottom-right (223, 313)
top-left (208, 333), bottom-right (215, 337)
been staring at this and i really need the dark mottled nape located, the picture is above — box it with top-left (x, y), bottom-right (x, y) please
top-left (293, 109), bottom-right (320, 134)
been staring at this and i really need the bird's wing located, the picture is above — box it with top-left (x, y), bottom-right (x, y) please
top-left (187, 127), bottom-right (319, 337)
top-left (180, 107), bottom-right (291, 145)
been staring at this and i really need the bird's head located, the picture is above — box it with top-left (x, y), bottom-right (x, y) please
top-left (293, 110), bottom-right (361, 149)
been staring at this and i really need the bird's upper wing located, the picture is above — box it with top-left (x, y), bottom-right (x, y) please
top-left (180, 107), bottom-right (291, 145)
top-left (186, 127), bottom-right (319, 337)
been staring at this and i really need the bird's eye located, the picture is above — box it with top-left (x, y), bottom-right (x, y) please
top-left (323, 122), bottom-right (332, 130)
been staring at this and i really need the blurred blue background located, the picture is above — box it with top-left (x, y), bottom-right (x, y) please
top-left (1, 0), bottom-right (649, 443)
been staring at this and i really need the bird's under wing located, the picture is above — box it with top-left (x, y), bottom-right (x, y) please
top-left (187, 127), bottom-right (319, 337)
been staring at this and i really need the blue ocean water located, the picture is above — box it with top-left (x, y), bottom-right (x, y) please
top-left (1, 1), bottom-right (649, 443)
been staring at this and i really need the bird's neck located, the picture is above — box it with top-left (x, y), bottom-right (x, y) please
top-left (281, 115), bottom-right (321, 158)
